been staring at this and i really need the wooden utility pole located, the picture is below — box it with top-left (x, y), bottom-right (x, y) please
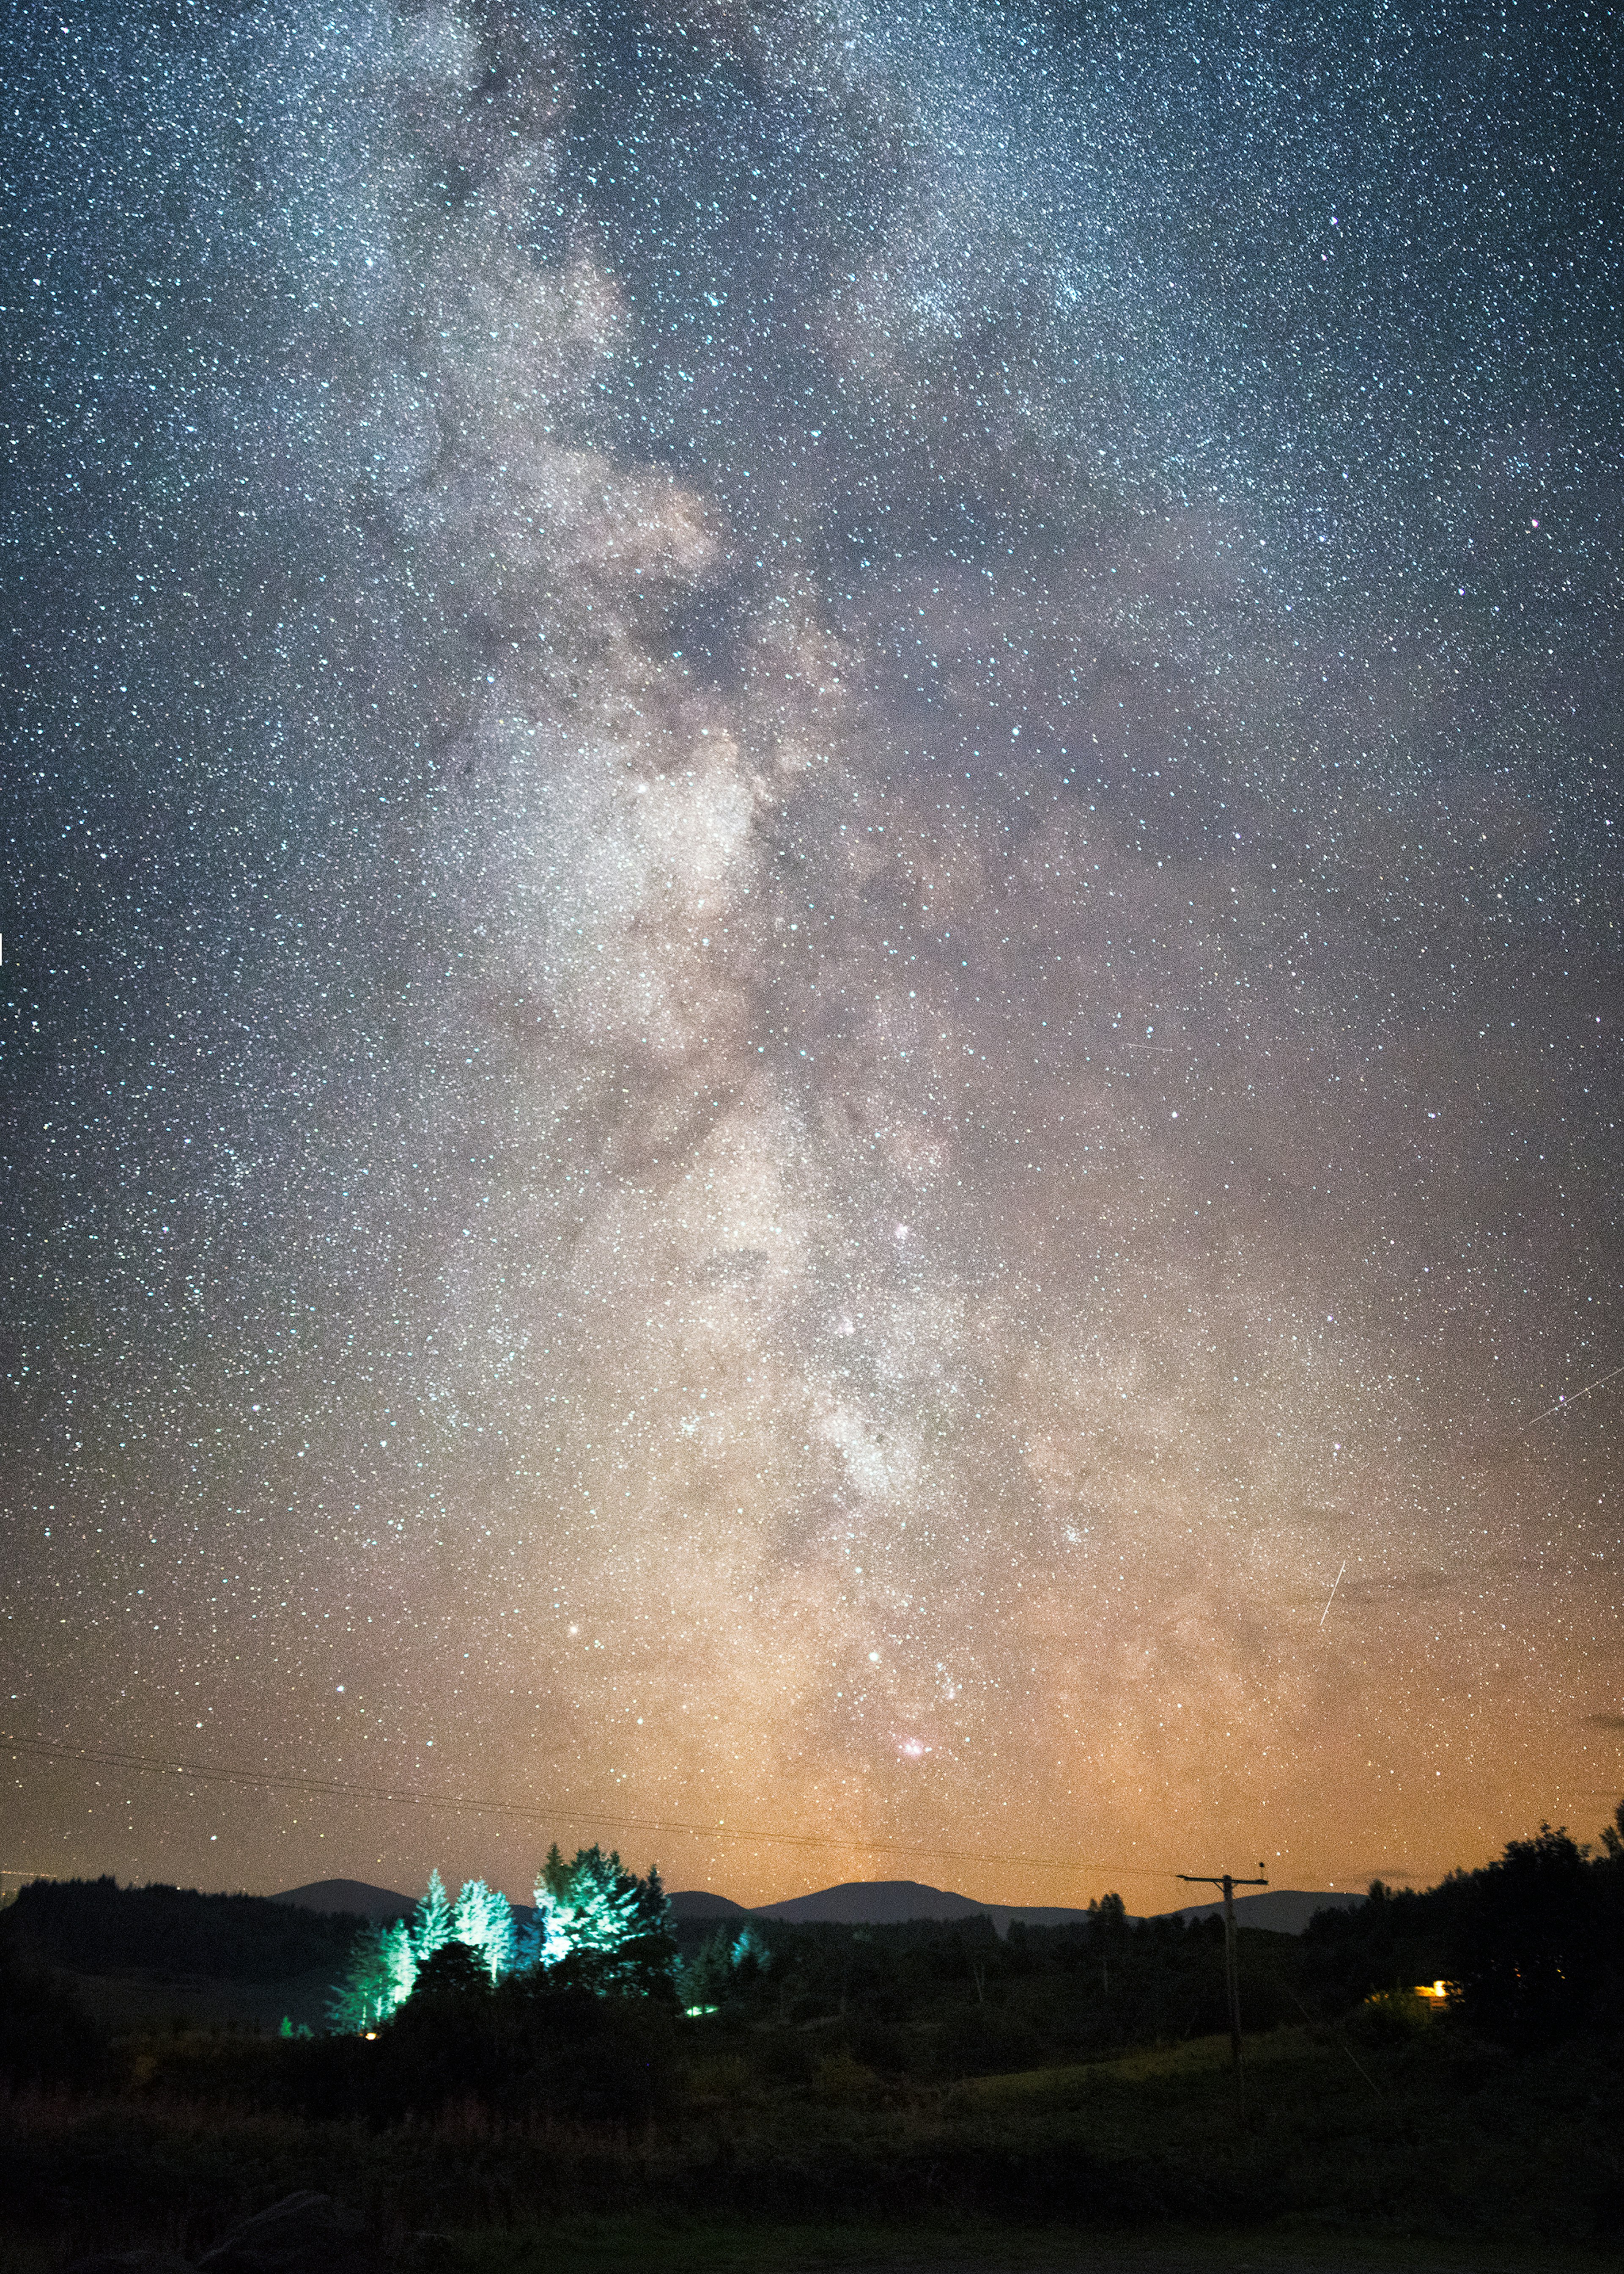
top-left (1177, 1866), bottom-right (1268, 2070)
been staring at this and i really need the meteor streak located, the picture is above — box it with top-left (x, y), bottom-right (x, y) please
top-left (1522, 1361), bottom-right (1624, 1431)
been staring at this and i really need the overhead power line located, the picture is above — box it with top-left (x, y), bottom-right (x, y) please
top-left (0, 1728), bottom-right (1174, 1882)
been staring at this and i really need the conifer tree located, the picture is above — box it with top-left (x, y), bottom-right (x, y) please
top-left (529, 1845), bottom-right (677, 1997)
top-left (411, 1868), bottom-right (453, 1965)
top-left (676, 1926), bottom-right (735, 2010)
top-left (329, 1919), bottom-right (414, 2032)
top-left (731, 1922), bottom-right (769, 1974)
top-left (381, 1917), bottom-right (418, 2012)
top-left (452, 1877), bottom-right (517, 1982)
top-left (539, 1842), bottom-right (571, 1901)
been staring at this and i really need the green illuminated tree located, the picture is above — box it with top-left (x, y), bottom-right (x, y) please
top-left (332, 1849), bottom-right (678, 2031)
top-left (531, 1845), bottom-right (676, 1997)
top-left (452, 1877), bottom-right (517, 1982)
top-left (411, 1869), bottom-right (454, 1965)
top-left (329, 1917), bottom-right (416, 2032)
top-left (381, 1917), bottom-right (418, 2009)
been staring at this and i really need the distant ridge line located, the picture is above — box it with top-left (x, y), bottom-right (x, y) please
top-left (261, 1876), bottom-right (1366, 1938)
top-left (670, 1876), bottom-right (1368, 1936)
top-left (273, 1879), bottom-right (417, 1922)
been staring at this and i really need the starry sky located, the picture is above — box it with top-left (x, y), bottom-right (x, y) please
top-left (4, 0), bottom-right (1621, 1912)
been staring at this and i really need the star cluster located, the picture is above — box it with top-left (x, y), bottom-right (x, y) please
top-left (3, 0), bottom-right (1620, 1905)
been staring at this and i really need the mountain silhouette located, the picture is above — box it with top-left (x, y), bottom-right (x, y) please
top-left (670, 1876), bottom-right (1367, 1935)
top-left (672, 1877), bottom-right (1100, 1931)
top-left (273, 1879), bottom-right (415, 1922)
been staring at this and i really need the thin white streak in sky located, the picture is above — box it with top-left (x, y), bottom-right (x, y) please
top-left (1522, 1360), bottom-right (1624, 1431)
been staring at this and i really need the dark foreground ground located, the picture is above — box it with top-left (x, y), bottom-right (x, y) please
top-left (2, 2019), bottom-right (1618, 2274)
top-left (0, 2211), bottom-right (1599, 2274)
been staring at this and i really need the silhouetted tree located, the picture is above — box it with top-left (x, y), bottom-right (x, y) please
top-left (1303, 1798), bottom-right (1624, 2047)
top-left (1600, 1797), bottom-right (1624, 1865)
top-left (1445, 1822), bottom-right (1602, 2046)
top-left (410, 1938), bottom-right (492, 2002)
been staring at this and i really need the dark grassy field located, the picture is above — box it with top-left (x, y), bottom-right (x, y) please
top-left (1, 2013), bottom-right (1618, 2271)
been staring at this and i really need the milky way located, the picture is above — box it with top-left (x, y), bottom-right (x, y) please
top-left (4, 0), bottom-right (1621, 1908)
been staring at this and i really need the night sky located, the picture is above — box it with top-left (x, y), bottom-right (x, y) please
top-left (4, 0), bottom-right (1621, 1913)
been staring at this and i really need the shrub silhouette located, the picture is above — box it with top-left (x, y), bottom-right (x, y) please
top-left (0, 1934), bottom-right (104, 2090)
top-left (409, 1939), bottom-right (491, 2002)
top-left (288, 1973), bottom-right (675, 2123)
